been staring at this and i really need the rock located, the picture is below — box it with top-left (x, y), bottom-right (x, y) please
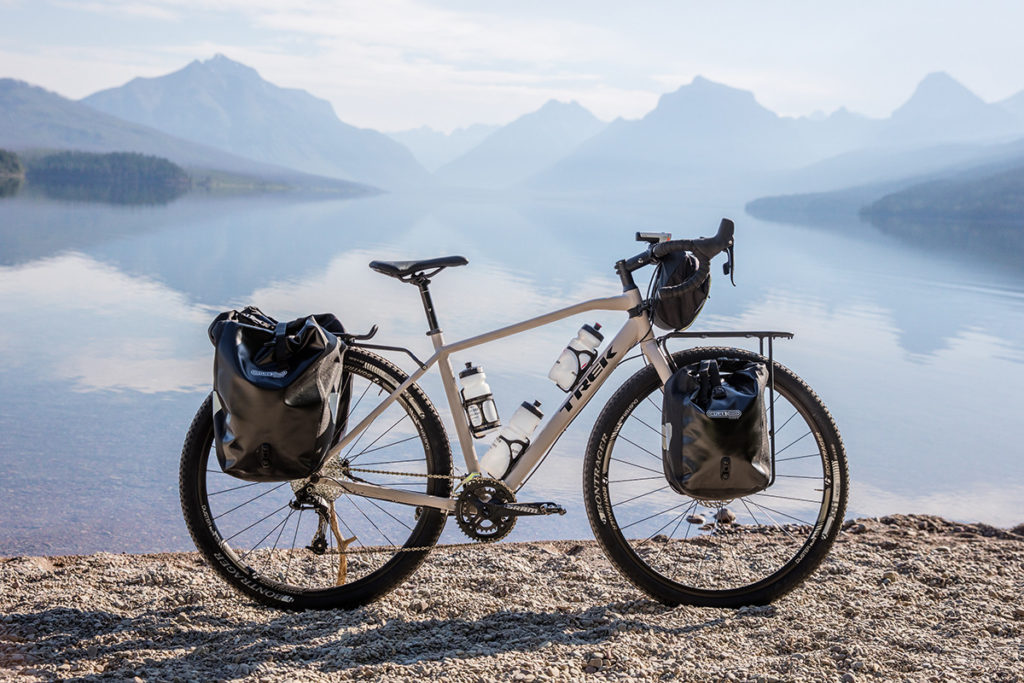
top-left (882, 571), bottom-right (897, 582)
top-left (848, 523), bottom-right (868, 534)
top-left (686, 514), bottom-right (706, 525)
top-left (714, 508), bottom-right (737, 524)
top-left (1013, 608), bottom-right (1024, 621)
top-left (841, 674), bottom-right (856, 683)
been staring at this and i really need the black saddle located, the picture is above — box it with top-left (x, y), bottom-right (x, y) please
top-left (369, 256), bottom-right (468, 281)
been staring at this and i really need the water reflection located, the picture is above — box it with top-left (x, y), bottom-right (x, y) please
top-left (0, 192), bottom-right (1023, 555)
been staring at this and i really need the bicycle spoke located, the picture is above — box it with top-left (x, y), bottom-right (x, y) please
top-left (348, 412), bottom-right (410, 463)
top-left (344, 494), bottom-right (397, 547)
top-left (214, 482), bottom-right (289, 520)
top-left (207, 481), bottom-right (263, 496)
top-left (223, 503), bottom-right (291, 543)
top-left (745, 499), bottom-right (813, 528)
top-left (751, 492), bottom-right (822, 504)
top-left (617, 485), bottom-right (671, 507)
top-left (349, 435), bottom-right (419, 459)
top-left (775, 453), bottom-right (819, 463)
top-left (775, 430), bottom-right (812, 456)
top-left (619, 500), bottom-right (692, 531)
top-left (610, 457), bottom-right (663, 475)
top-left (241, 509), bottom-right (294, 562)
top-left (609, 475), bottom-right (664, 484)
top-left (615, 434), bottom-right (662, 461)
top-left (627, 412), bottom-right (663, 437)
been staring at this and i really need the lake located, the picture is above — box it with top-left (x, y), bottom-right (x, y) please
top-left (1, 189), bottom-right (1022, 555)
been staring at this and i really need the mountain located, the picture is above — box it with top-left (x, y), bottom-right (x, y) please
top-left (82, 55), bottom-right (430, 190)
top-left (528, 77), bottom-right (811, 194)
top-left (387, 124), bottom-right (499, 171)
top-left (0, 78), bottom-right (372, 194)
top-left (880, 72), bottom-right (1021, 147)
top-left (435, 100), bottom-right (605, 189)
top-left (998, 89), bottom-right (1024, 122)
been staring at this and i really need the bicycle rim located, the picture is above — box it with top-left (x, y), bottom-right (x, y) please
top-left (586, 346), bottom-right (847, 604)
top-left (182, 348), bottom-right (451, 604)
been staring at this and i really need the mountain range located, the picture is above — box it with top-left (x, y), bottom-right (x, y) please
top-left (387, 124), bottom-right (499, 171)
top-left (435, 100), bottom-right (606, 189)
top-left (3, 55), bottom-right (1024, 202)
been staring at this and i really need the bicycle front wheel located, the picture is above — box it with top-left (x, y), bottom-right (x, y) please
top-left (179, 347), bottom-right (453, 610)
top-left (583, 346), bottom-right (848, 607)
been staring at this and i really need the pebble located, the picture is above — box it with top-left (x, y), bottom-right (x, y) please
top-left (714, 508), bottom-right (737, 524)
top-left (686, 514), bottom-right (706, 525)
top-left (0, 515), bottom-right (1017, 682)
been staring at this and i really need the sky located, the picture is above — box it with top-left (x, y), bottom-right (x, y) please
top-left (2, 0), bottom-right (1024, 132)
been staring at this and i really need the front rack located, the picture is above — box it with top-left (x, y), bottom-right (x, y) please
top-left (657, 330), bottom-right (795, 488)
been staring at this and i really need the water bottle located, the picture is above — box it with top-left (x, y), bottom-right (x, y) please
top-left (459, 363), bottom-right (500, 437)
top-left (548, 323), bottom-right (604, 391)
top-left (478, 400), bottom-right (543, 479)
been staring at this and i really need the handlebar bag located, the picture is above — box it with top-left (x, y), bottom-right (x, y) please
top-left (662, 358), bottom-right (771, 499)
top-left (652, 251), bottom-right (711, 330)
top-left (207, 306), bottom-right (350, 482)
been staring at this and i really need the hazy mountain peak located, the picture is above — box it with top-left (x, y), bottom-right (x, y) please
top-left (81, 57), bottom-right (429, 188)
top-left (893, 71), bottom-right (984, 118)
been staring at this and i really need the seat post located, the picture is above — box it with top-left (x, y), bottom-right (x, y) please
top-left (412, 274), bottom-right (441, 334)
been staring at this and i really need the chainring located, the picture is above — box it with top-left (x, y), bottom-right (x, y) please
top-left (455, 477), bottom-right (516, 542)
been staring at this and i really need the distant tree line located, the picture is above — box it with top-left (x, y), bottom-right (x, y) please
top-left (861, 166), bottom-right (1024, 258)
top-left (0, 149), bottom-right (24, 177)
top-left (26, 151), bottom-right (190, 189)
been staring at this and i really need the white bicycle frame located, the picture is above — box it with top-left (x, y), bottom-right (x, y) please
top-left (326, 287), bottom-right (675, 513)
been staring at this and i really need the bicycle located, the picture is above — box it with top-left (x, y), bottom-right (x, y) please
top-left (179, 218), bottom-right (849, 610)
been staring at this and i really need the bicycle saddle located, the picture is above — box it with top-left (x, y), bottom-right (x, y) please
top-left (369, 256), bottom-right (468, 280)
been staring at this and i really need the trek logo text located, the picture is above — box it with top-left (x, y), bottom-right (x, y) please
top-left (562, 347), bottom-right (618, 412)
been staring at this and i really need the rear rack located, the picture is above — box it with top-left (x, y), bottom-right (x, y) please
top-left (657, 330), bottom-right (795, 488)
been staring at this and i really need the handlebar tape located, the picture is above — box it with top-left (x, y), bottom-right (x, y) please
top-left (652, 218), bottom-right (734, 260)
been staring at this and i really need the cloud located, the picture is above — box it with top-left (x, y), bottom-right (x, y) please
top-left (0, 253), bottom-right (214, 393)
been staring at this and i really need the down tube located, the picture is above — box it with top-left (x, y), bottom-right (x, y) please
top-left (503, 315), bottom-right (651, 491)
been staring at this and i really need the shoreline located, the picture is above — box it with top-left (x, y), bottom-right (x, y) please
top-left (2, 514), bottom-right (1022, 681)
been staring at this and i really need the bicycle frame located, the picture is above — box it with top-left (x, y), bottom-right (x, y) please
top-left (326, 287), bottom-right (674, 513)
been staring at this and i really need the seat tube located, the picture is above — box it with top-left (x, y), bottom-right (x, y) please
top-left (430, 331), bottom-right (481, 473)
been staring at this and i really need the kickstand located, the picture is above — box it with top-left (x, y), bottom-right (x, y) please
top-left (328, 501), bottom-right (357, 585)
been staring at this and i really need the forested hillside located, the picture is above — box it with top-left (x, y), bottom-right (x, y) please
top-left (0, 149), bottom-right (23, 177)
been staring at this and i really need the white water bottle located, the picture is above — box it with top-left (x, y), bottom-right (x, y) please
top-left (548, 323), bottom-right (604, 391)
top-left (459, 363), bottom-right (500, 437)
top-left (478, 400), bottom-right (543, 479)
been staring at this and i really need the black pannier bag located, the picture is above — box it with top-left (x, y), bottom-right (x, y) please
top-left (651, 251), bottom-right (711, 331)
top-left (662, 358), bottom-right (771, 499)
top-left (207, 306), bottom-right (351, 482)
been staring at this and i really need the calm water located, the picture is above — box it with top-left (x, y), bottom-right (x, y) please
top-left (1, 190), bottom-right (1022, 555)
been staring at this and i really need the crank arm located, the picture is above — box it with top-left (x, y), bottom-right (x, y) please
top-left (496, 502), bottom-right (566, 517)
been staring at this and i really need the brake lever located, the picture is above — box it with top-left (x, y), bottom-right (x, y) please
top-left (723, 245), bottom-right (736, 286)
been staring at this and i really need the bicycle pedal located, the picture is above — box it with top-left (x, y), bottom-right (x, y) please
top-left (498, 502), bottom-right (566, 516)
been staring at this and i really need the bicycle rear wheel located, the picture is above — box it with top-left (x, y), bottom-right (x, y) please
top-left (179, 348), bottom-right (452, 610)
top-left (583, 346), bottom-right (848, 607)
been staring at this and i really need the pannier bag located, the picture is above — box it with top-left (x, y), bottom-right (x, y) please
top-left (662, 358), bottom-right (771, 499)
top-left (651, 251), bottom-right (711, 331)
top-left (208, 306), bottom-right (350, 482)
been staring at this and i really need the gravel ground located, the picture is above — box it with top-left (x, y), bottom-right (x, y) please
top-left (1, 514), bottom-right (1022, 682)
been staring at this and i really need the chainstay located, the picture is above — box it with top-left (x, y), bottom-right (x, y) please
top-left (334, 467), bottom-right (497, 555)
